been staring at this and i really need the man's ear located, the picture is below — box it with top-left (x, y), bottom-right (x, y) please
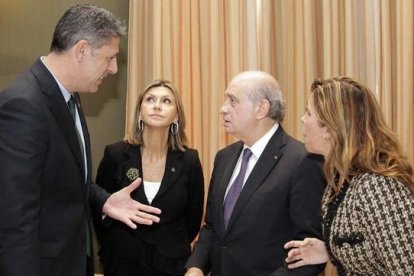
top-left (256, 99), bottom-right (270, 120)
top-left (73, 40), bottom-right (90, 62)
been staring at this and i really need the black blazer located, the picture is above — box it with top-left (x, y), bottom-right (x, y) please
top-left (186, 127), bottom-right (326, 276)
top-left (92, 141), bottom-right (204, 269)
top-left (0, 58), bottom-right (108, 276)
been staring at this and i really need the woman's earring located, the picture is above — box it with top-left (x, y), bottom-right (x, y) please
top-left (323, 134), bottom-right (329, 141)
top-left (170, 121), bottom-right (179, 136)
top-left (138, 117), bottom-right (145, 131)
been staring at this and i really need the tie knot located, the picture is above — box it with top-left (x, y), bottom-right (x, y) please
top-left (67, 95), bottom-right (77, 120)
top-left (242, 148), bottom-right (252, 162)
top-left (69, 95), bottom-right (77, 105)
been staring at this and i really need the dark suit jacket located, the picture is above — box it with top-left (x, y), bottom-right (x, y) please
top-left (92, 141), bottom-right (204, 272)
top-left (0, 58), bottom-right (108, 276)
top-left (186, 127), bottom-right (325, 276)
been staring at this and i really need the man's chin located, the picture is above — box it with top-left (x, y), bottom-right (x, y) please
top-left (223, 127), bottom-right (234, 134)
top-left (86, 86), bottom-right (100, 93)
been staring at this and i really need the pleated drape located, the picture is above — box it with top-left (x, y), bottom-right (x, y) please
top-left (126, 2), bottom-right (413, 273)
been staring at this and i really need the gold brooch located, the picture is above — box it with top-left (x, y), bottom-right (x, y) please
top-left (126, 167), bottom-right (140, 181)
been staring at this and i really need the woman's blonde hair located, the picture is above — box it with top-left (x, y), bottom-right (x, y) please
top-left (125, 79), bottom-right (188, 151)
top-left (311, 77), bottom-right (413, 194)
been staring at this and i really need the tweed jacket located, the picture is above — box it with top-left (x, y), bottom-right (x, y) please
top-left (322, 172), bottom-right (414, 275)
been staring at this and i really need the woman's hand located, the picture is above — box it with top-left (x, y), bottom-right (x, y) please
top-left (284, 238), bottom-right (329, 269)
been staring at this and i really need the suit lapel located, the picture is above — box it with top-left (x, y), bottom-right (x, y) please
top-left (225, 127), bottom-right (287, 233)
top-left (120, 147), bottom-right (148, 204)
top-left (155, 150), bottom-right (183, 200)
top-left (217, 143), bottom-right (244, 203)
top-left (217, 142), bottom-right (244, 233)
top-left (32, 60), bottom-right (85, 179)
top-left (119, 147), bottom-right (184, 205)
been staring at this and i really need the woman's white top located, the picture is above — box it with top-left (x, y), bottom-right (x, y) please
top-left (143, 180), bottom-right (161, 204)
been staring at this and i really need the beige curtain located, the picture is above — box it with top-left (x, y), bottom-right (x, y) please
top-left (126, 1), bottom-right (413, 275)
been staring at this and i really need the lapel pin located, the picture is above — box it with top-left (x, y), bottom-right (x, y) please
top-left (274, 155), bottom-right (278, 160)
top-left (171, 167), bottom-right (176, 173)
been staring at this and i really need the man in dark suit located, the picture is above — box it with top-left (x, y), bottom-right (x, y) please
top-left (185, 71), bottom-right (326, 276)
top-left (0, 4), bottom-right (161, 276)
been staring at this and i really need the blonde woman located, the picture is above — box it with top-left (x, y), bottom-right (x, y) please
top-left (285, 77), bottom-right (414, 275)
top-left (93, 80), bottom-right (204, 276)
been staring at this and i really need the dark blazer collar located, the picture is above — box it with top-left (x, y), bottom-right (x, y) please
top-left (120, 145), bottom-right (185, 205)
top-left (158, 149), bottom-right (184, 199)
top-left (31, 58), bottom-right (86, 182)
top-left (223, 126), bottom-right (288, 233)
top-left (217, 141), bottom-right (245, 209)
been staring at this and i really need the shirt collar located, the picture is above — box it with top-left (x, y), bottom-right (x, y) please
top-left (40, 56), bottom-right (72, 102)
top-left (244, 123), bottom-right (279, 159)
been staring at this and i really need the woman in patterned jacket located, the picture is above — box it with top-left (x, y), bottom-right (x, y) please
top-left (284, 77), bottom-right (414, 275)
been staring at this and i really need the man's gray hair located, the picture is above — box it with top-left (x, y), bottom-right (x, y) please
top-left (231, 71), bottom-right (285, 122)
top-left (50, 4), bottom-right (127, 52)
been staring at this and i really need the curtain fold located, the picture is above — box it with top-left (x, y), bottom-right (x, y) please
top-left (127, 2), bottom-right (413, 273)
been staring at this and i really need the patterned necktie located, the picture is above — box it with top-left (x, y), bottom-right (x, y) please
top-left (223, 148), bottom-right (253, 228)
